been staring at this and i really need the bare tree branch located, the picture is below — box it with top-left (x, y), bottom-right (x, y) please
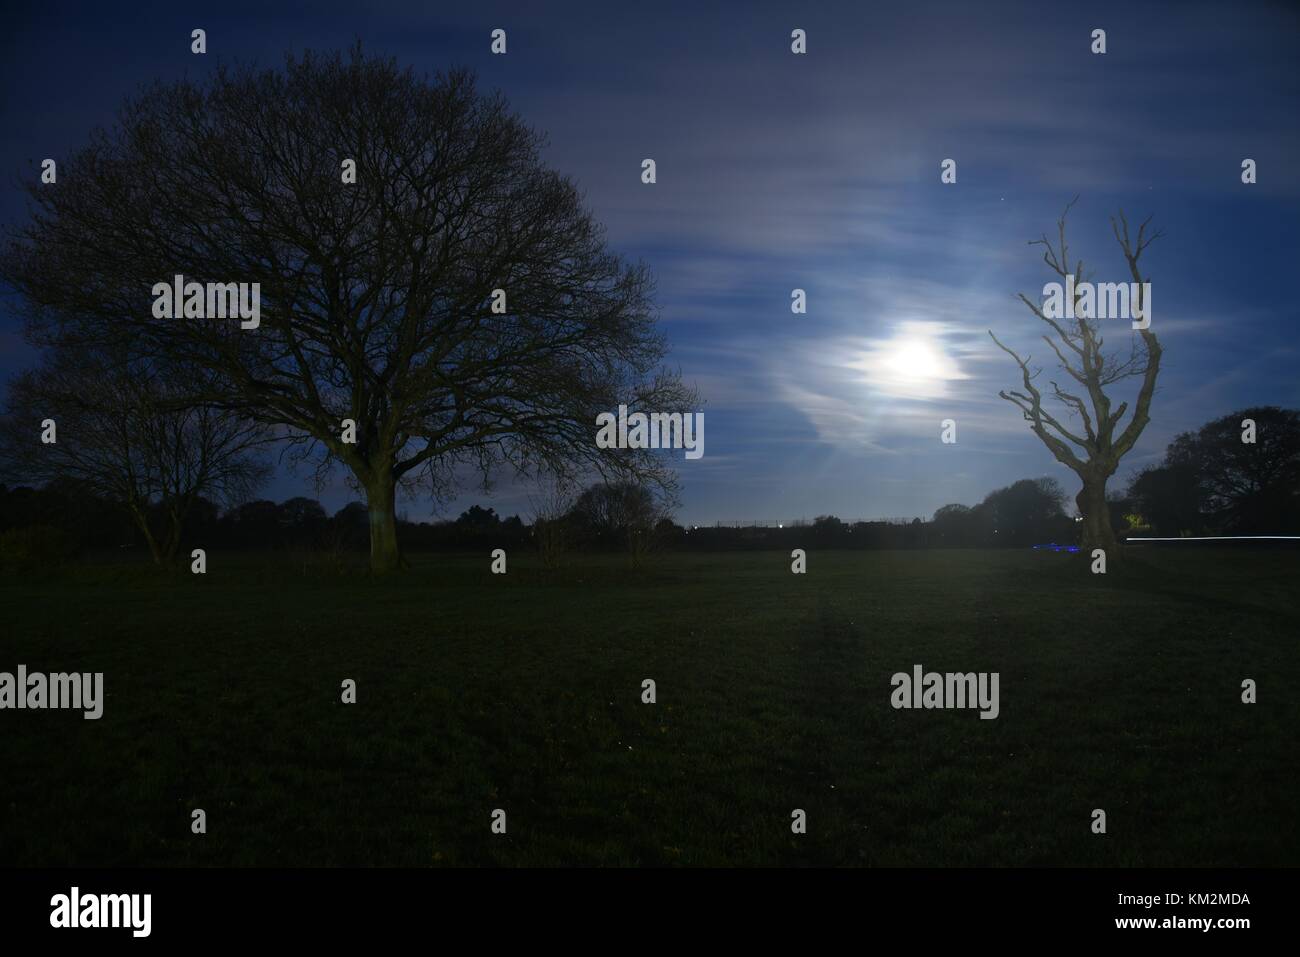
top-left (988, 201), bottom-right (1163, 553)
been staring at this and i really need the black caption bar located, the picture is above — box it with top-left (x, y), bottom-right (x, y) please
top-left (0, 867), bottom-right (1279, 944)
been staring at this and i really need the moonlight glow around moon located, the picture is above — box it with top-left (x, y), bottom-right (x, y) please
top-left (849, 323), bottom-right (968, 400)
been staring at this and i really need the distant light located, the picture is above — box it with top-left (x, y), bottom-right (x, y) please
top-left (778, 524), bottom-right (783, 529)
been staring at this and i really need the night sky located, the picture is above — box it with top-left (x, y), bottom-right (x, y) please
top-left (2, 0), bottom-right (1297, 524)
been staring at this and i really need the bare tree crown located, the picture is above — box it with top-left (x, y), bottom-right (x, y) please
top-left (989, 199), bottom-right (1163, 478)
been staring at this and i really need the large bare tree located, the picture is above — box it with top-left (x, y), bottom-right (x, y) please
top-left (0, 344), bottom-right (270, 564)
top-left (989, 201), bottom-right (1162, 555)
top-left (0, 47), bottom-right (695, 572)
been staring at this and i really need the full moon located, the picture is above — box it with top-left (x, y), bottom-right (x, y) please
top-left (846, 324), bottom-right (968, 401)
top-left (885, 339), bottom-right (946, 380)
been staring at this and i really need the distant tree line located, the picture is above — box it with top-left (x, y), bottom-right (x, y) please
top-left (0, 479), bottom-right (668, 562)
top-left (0, 482), bottom-right (532, 559)
top-left (0, 475), bottom-right (1066, 560)
top-left (2, 406), bottom-right (1295, 569)
top-left (929, 478), bottom-right (1073, 548)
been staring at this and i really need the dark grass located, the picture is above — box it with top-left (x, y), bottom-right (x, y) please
top-left (1, 546), bottom-right (1296, 866)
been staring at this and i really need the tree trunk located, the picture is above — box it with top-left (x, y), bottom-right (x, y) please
top-left (1077, 475), bottom-right (1118, 555)
top-left (129, 503), bottom-right (164, 566)
top-left (365, 474), bottom-right (404, 574)
top-left (161, 505), bottom-right (184, 566)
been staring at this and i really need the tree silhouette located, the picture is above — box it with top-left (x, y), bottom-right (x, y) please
top-left (1163, 407), bottom-right (1300, 533)
top-left (0, 344), bottom-right (269, 564)
top-left (989, 201), bottom-right (1162, 556)
top-left (1, 47), bottom-right (695, 572)
top-left (568, 481), bottom-right (662, 544)
top-left (979, 477), bottom-right (1069, 547)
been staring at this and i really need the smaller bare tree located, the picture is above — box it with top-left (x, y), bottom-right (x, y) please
top-left (528, 477), bottom-right (578, 570)
top-left (0, 345), bottom-right (270, 565)
top-left (626, 509), bottom-right (672, 570)
top-left (569, 479), bottom-right (673, 568)
top-left (989, 199), bottom-right (1163, 556)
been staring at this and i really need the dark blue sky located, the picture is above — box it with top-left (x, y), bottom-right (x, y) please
top-left (3, 0), bottom-right (1298, 524)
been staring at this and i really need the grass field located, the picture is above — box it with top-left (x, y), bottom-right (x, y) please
top-left (1, 547), bottom-right (1296, 866)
